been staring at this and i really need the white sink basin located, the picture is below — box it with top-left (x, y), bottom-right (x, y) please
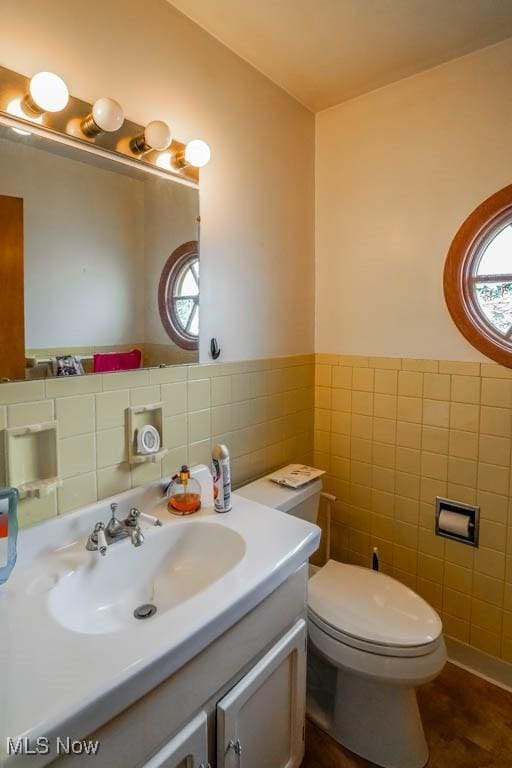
top-left (1, 467), bottom-right (320, 766)
top-left (48, 522), bottom-right (246, 635)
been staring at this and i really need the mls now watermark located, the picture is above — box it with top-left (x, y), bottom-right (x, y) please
top-left (7, 737), bottom-right (101, 757)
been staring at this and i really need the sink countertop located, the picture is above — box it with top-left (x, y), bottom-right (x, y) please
top-left (0, 482), bottom-right (320, 764)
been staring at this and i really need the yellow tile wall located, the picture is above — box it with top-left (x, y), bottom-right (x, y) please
top-left (315, 354), bottom-right (512, 664)
top-left (1, 355), bottom-right (314, 529)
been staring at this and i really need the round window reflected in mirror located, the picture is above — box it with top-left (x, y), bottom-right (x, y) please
top-left (158, 241), bottom-right (199, 351)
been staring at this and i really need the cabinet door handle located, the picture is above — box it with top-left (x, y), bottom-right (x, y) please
top-left (228, 738), bottom-right (242, 762)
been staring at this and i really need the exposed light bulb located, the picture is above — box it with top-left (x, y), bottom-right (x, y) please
top-left (155, 151), bottom-right (173, 170)
top-left (130, 120), bottom-right (172, 155)
top-left (184, 139), bottom-right (211, 168)
top-left (145, 120), bottom-right (172, 151)
top-left (6, 97), bottom-right (42, 135)
top-left (81, 97), bottom-right (125, 137)
top-left (23, 71), bottom-right (69, 116)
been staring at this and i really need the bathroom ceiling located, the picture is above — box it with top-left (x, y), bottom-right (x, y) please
top-left (167, 0), bottom-right (512, 111)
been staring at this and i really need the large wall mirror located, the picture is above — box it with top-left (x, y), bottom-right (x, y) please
top-left (0, 125), bottom-right (200, 382)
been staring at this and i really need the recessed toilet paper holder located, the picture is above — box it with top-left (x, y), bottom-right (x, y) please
top-left (435, 497), bottom-right (480, 547)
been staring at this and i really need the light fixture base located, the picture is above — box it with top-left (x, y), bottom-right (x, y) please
top-left (80, 114), bottom-right (102, 138)
top-left (130, 134), bottom-right (150, 155)
top-left (173, 149), bottom-right (187, 169)
top-left (22, 94), bottom-right (45, 118)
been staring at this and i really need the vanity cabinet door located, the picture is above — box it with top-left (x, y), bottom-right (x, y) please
top-left (142, 711), bottom-right (209, 768)
top-left (217, 619), bottom-right (306, 768)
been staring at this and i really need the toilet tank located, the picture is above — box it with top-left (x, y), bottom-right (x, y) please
top-left (236, 472), bottom-right (322, 523)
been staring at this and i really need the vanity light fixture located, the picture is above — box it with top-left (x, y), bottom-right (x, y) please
top-left (0, 63), bottom-right (204, 184)
top-left (174, 139), bottom-right (211, 169)
top-left (81, 97), bottom-right (124, 138)
top-left (22, 71), bottom-right (69, 117)
top-left (130, 120), bottom-right (172, 154)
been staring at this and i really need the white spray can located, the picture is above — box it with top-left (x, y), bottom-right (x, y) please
top-left (212, 444), bottom-right (232, 513)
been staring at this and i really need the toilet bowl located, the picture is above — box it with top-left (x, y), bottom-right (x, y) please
top-left (237, 472), bottom-right (447, 768)
top-left (308, 560), bottom-right (446, 768)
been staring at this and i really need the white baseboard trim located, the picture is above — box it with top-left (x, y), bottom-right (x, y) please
top-left (446, 636), bottom-right (512, 693)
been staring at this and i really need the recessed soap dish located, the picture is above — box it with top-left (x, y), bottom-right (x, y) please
top-left (4, 421), bottom-right (62, 499)
top-left (126, 403), bottom-right (168, 465)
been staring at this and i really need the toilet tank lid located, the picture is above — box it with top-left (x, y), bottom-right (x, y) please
top-left (236, 474), bottom-right (322, 513)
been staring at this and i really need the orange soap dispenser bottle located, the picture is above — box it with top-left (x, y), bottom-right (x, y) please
top-left (167, 465), bottom-right (202, 515)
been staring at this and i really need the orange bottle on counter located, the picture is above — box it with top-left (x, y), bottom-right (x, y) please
top-left (167, 465), bottom-right (202, 515)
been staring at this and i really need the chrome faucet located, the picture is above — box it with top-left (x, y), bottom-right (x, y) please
top-left (86, 503), bottom-right (161, 555)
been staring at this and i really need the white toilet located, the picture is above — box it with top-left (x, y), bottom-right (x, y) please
top-left (237, 473), bottom-right (447, 768)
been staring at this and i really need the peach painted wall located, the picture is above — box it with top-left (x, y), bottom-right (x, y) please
top-left (316, 38), bottom-right (512, 362)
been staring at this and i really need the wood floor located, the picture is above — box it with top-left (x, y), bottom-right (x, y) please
top-left (301, 662), bottom-right (512, 768)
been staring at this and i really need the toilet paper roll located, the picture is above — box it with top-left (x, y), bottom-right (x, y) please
top-left (439, 509), bottom-right (471, 538)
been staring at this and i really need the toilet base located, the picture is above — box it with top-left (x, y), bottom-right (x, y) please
top-left (331, 668), bottom-right (429, 768)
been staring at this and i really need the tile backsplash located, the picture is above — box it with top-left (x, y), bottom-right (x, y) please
top-left (0, 355), bottom-right (314, 528)
top-left (314, 354), bottom-right (512, 663)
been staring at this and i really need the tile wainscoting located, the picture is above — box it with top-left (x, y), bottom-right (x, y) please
top-left (7, 348), bottom-right (512, 665)
top-left (314, 354), bottom-right (512, 664)
top-left (0, 354), bottom-right (314, 528)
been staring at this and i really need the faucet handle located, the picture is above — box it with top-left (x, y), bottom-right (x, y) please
top-left (110, 502), bottom-right (118, 514)
top-left (94, 521), bottom-right (108, 556)
top-left (126, 507), bottom-right (162, 529)
top-left (125, 507), bottom-right (141, 527)
top-left (139, 511), bottom-right (162, 527)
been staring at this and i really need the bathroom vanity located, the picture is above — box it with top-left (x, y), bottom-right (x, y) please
top-left (0, 469), bottom-right (320, 768)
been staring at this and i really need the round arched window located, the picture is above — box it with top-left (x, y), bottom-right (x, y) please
top-left (444, 185), bottom-right (512, 367)
top-left (158, 241), bottom-right (199, 351)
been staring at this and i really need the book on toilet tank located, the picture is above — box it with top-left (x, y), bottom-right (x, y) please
top-left (268, 464), bottom-right (325, 489)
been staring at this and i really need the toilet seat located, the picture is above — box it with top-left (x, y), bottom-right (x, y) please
top-left (308, 609), bottom-right (441, 658)
top-left (308, 560), bottom-right (443, 658)
top-left (308, 614), bottom-right (447, 688)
